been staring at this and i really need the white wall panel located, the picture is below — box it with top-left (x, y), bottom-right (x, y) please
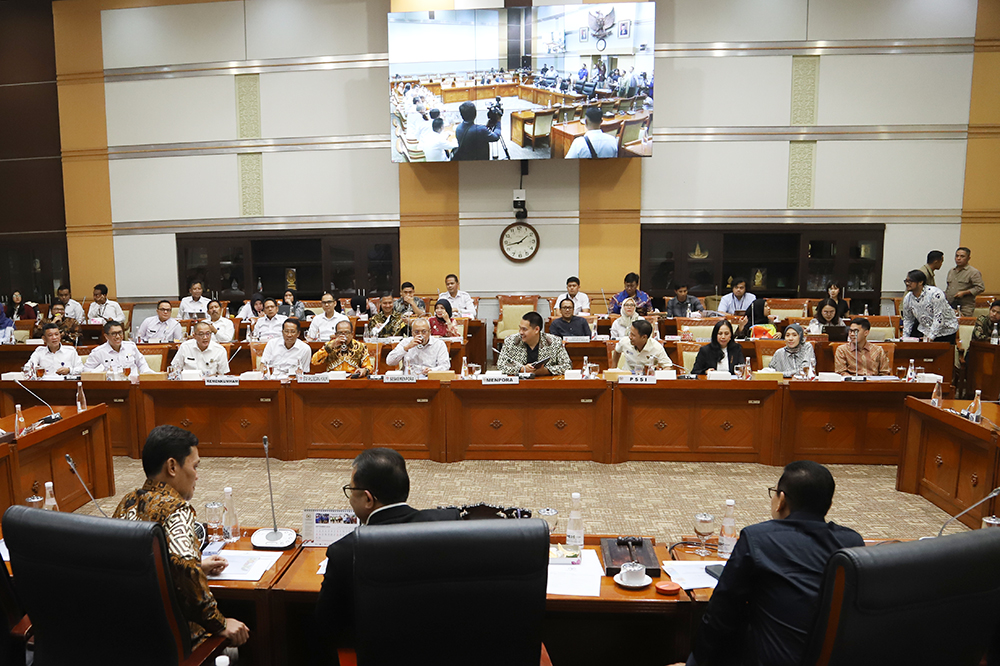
top-left (263, 151), bottom-right (400, 216)
top-left (807, 0), bottom-right (977, 40)
top-left (246, 0), bottom-right (390, 60)
top-left (259, 70), bottom-right (388, 139)
top-left (109, 155), bottom-right (240, 223)
top-left (642, 142), bottom-right (789, 209)
top-left (102, 2), bottom-right (246, 69)
top-left (881, 222), bottom-right (962, 292)
top-left (818, 55), bottom-right (973, 126)
top-left (814, 141), bottom-right (967, 210)
top-left (655, 0), bottom-right (807, 43)
top-left (459, 160), bottom-right (579, 213)
top-left (459, 221), bottom-right (579, 293)
top-left (113, 233), bottom-right (178, 299)
top-left (653, 57), bottom-right (793, 127)
top-left (106, 77), bottom-right (237, 146)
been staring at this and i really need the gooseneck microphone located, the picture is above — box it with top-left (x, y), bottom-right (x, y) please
top-left (65, 454), bottom-right (109, 518)
top-left (14, 379), bottom-right (62, 425)
top-left (937, 486), bottom-right (1000, 537)
top-left (250, 436), bottom-right (296, 550)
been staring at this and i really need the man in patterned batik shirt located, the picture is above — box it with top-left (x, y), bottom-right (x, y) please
top-left (114, 425), bottom-right (250, 647)
top-left (312, 319), bottom-right (375, 376)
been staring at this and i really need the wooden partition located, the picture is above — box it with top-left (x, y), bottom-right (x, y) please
top-left (967, 341), bottom-right (1000, 401)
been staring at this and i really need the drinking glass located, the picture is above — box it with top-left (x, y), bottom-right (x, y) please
top-left (538, 507), bottom-right (559, 534)
top-left (694, 513), bottom-right (715, 557)
top-left (123, 365), bottom-right (133, 380)
top-left (22, 363), bottom-right (32, 380)
top-left (205, 501), bottom-right (224, 542)
top-left (35, 366), bottom-right (45, 379)
top-left (896, 366), bottom-right (906, 380)
top-left (468, 363), bottom-right (482, 376)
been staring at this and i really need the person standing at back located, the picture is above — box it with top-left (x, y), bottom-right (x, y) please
top-left (451, 102), bottom-right (499, 161)
top-left (919, 250), bottom-right (944, 287)
top-left (945, 247), bottom-right (985, 316)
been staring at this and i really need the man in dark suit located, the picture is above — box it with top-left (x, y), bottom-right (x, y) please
top-left (315, 448), bottom-right (460, 663)
top-left (451, 101), bottom-right (500, 161)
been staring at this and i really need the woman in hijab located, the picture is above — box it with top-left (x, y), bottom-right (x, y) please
top-left (739, 298), bottom-right (778, 339)
top-left (768, 323), bottom-right (816, 377)
top-left (428, 299), bottom-right (459, 337)
top-left (692, 319), bottom-right (745, 375)
top-left (610, 298), bottom-right (642, 340)
top-left (278, 289), bottom-right (306, 319)
top-left (9, 291), bottom-right (35, 320)
top-left (236, 293), bottom-right (265, 321)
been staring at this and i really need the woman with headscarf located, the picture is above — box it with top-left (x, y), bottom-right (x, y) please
top-left (610, 298), bottom-right (641, 340)
top-left (691, 319), bottom-right (745, 375)
top-left (278, 289), bottom-right (306, 319)
top-left (428, 299), bottom-right (459, 337)
top-left (739, 298), bottom-right (778, 339)
top-left (768, 323), bottom-right (816, 377)
top-left (236, 293), bottom-right (265, 321)
top-left (9, 290), bottom-right (35, 320)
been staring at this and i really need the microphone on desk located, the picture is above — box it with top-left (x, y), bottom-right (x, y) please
top-left (13, 379), bottom-right (62, 425)
top-left (65, 454), bottom-right (109, 518)
top-left (936, 486), bottom-right (1000, 537)
top-left (228, 344), bottom-right (241, 365)
top-left (250, 436), bottom-right (297, 550)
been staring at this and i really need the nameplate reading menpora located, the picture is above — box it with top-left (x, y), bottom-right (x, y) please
top-left (618, 375), bottom-right (656, 385)
top-left (205, 376), bottom-right (240, 386)
top-left (482, 375), bottom-right (519, 385)
top-left (383, 375), bottom-right (418, 384)
top-left (297, 374), bottom-right (329, 384)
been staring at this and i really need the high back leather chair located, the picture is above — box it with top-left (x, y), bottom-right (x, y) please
top-left (348, 520), bottom-right (551, 666)
top-left (2, 505), bottom-right (225, 666)
top-left (0, 556), bottom-right (28, 666)
top-left (801, 528), bottom-right (1000, 666)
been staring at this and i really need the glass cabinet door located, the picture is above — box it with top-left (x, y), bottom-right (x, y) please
top-left (847, 238), bottom-right (880, 293)
top-left (806, 239), bottom-right (837, 293)
top-left (218, 245), bottom-right (245, 294)
top-left (182, 245), bottom-right (210, 292)
top-left (327, 245), bottom-right (356, 295)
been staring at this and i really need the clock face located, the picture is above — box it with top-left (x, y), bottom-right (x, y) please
top-left (500, 223), bottom-right (539, 263)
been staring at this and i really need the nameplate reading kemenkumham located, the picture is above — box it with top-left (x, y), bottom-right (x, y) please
top-left (618, 375), bottom-right (656, 385)
top-left (482, 375), bottom-right (519, 385)
top-left (297, 374), bottom-right (329, 384)
top-left (205, 376), bottom-right (240, 386)
top-left (383, 375), bottom-right (417, 383)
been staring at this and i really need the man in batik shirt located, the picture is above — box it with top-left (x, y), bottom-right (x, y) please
top-left (114, 425), bottom-right (249, 647)
top-left (364, 294), bottom-right (408, 338)
top-left (312, 319), bottom-right (375, 376)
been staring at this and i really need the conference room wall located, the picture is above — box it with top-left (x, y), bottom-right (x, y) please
top-left (105, 77), bottom-right (238, 146)
top-left (245, 0), bottom-right (390, 60)
top-left (882, 222), bottom-right (963, 293)
top-left (805, 0), bottom-right (978, 40)
top-left (459, 219), bottom-right (579, 294)
top-left (259, 70), bottom-right (387, 139)
top-left (653, 0), bottom-right (808, 42)
top-left (109, 155), bottom-right (241, 224)
top-left (113, 233), bottom-right (178, 299)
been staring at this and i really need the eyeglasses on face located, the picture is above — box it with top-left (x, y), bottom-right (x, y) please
top-left (342, 484), bottom-right (369, 500)
top-left (767, 487), bottom-right (782, 499)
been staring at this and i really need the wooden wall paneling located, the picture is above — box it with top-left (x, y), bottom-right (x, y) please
top-left (0, 442), bottom-right (19, 513)
top-left (967, 341), bottom-right (1000, 401)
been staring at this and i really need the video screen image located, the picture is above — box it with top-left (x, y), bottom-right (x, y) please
top-left (388, 3), bottom-right (655, 163)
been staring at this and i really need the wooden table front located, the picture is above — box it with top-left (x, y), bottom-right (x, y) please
top-left (967, 341), bottom-right (1000, 401)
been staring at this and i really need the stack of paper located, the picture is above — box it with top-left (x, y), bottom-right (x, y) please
top-left (661, 560), bottom-right (726, 590)
top-left (207, 550), bottom-right (283, 582)
top-left (546, 549), bottom-right (605, 597)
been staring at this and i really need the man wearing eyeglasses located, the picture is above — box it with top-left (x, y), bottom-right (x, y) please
top-left (687, 460), bottom-right (863, 666)
top-left (315, 448), bottom-right (460, 663)
top-left (136, 300), bottom-right (183, 343)
top-left (307, 291), bottom-right (350, 341)
top-left (83, 320), bottom-right (151, 375)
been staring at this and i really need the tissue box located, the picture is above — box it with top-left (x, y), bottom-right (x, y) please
top-left (427, 370), bottom-right (456, 381)
top-left (0, 372), bottom-right (26, 381)
top-left (328, 371), bottom-right (348, 380)
top-left (81, 372), bottom-right (106, 382)
top-left (654, 369), bottom-right (677, 380)
top-left (707, 370), bottom-right (733, 380)
top-left (139, 372), bottom-right (168, 382)
top-left (603, 369), bottom-right (629, 381)
top-left (917, 373), bottom-right (943, 384)
top-left (817, 372), bottom-right (844, 382)
top-left (564, 369), bottom-right (583, 380)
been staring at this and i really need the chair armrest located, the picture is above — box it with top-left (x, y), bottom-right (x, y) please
top-left (11, 614), bottom-right (31, 640)
top-left (182, 634), bottom-right (227, 666)
top-left (337, 647), bottom-right (358, 666)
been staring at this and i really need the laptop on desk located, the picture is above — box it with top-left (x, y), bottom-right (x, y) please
top-left (824, 325), bottom-right (848, 342)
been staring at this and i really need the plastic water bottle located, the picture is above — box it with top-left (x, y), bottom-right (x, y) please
top-left (223, 487), bottom-right (240, 542)
top-left (566, 492), bottom-right (584, 555)
top-left (931, 380), bottom-right (942, 408)
top-left (582, 355), bottom-right (589, 378)
top-left (719, 499), bottom-right (737, 559)
top-left (14, 404), bottom-right (26, 437)
top-left (992, 323), bottom-right (999, 345)
top-left (863, 304), bottom-right (870, 316)
top-left (295, 366), bottom-right (304, 382)
top-left (970, 390), bottom-right (983, 424)
top-left (461, 356), bottom-right (468, 378)
top-left (43, 481), bottom-right (59, 511)
top-left (905, 359), bottom-right (916, 383)
top-left (76, 381), bottom-right (87, 413)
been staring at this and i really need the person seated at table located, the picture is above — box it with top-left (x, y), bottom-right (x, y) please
top-left (739, 299), bottom-right (778, 340)
top-left (83, 320), bottom-right (151, 376)
top-left (549, 298), bottom-right (592, 338)
top-left (609, 272), bottom-right (652, 315)
top-left (56, 285), bottom-right (85, 322)
top-left (419, 117), bottom-right (456, 162)
top-left (235, 292), bottom-right (264, 321)
top-left (0, 304), bottom-right (12, 342)
top-left (901, 269), bottom-right (958, 343)
top-left (428, 300), bottom-right (460, 337)
top-left (205, 299), bottom-right (235, 343)
top-left (365, 294), bottom-right (408, 338)
top-left (345, 295), bottom-right (375, 318)
top-left (612, 319), bottom-right (669, 373)
top-left (768, 323), bottom-right (815, 377)
top-left (87, 283), bottom-right (125, 324)
top-left (260, 319), bottom-right (311, 378)
top-left (171, 321), bottom-right (230, 377)
top-left (385, 318), bottom-right (450, 376)
top-left (665, 284), bottom-right (704, 318)
top-left (496, 312), bottom-right (572, 377)
top-left (972, 300), bottom-right (1000, 342)
top-left (808, 298), bottom-right (845, 333)
top-left (178, 280), bottom-right (208, 320)
top-left (248, 298), bottom-right (287, 342)
top-left (312, 319), bottom-right (374, 376)
top-left (565, 106), bottom-right (619, 159)
top-left (114, 425), bottom-right (249, 649)
top-left (278, 289), bottom-right (306, 319)
top-left (834, 317), bottom-right (891, 376)
top-left (315, 448), bottom-right (460, 663)
top-left (31, 301), bottom-right (81, 344)
top-left (307, 292), bottom-right (350, 341)
top-left (688, 461), bottom-right (863, 666)
top-left (27, 322), bottom-right (82, 376)
top-left (718, 277), bottom-right (756, 315)
top-left (438, 274), bottom-right (477, 318)
top-left (556, 276), bottom-right (590, 315)
top-left (9, 290), bottom-right (35, 320)
top-left (691, 319), bottom-right (745, 375)
top-left (610, 298), bottom-right (643, 340)
top-left (394, 282), bottom-right (426, 317)
top-left (136, 300), bottom-right (184, 344)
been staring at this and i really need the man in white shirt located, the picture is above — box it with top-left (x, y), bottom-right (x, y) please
top-left (178, 281), bottom-right (209, 320)
top-left (555, 276), bottom-right (590, 315)
top-left (28, 323), bottom-right (82, 376)
top-left (84, 320), bottom-right (151, 376)
top-left (307, 292), bottom-right (349, 341)
top-left (260, 319), bottom-right (312, 378)
top-left (565, 107), bottom-right (619, 159)
top-left (136, 300), bottom-right (184, 343)
top-left (718, 278), bottom-right (757, 315)
top-left (437, 274), bottom-right (476, 318)
top-left (171, 322), bottom-right (230, 376)
top-left (87, 283), bottom-right (125, 324)
top-left (204, 299), bottom-right (235, 343)
top-left (419, 118), bottom-right (456, 162)
top-left (56, 286), bottom-right (85, 323)
top-left (385, 318), bottom-right (451, 375)
top-left (611, 319), bottom-right (670, 373)
top-left (249, 299), bottom-right (287, 341)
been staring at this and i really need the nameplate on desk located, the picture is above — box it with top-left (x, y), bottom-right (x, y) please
top-left (619, 375), bottom-right (656, 385)
top-left (298, 374), bottom-right (329, 384)
top-left (383, 375), bottom-right (417, 383)
top-left (562, 336), bottom-right (591, 344)
top-left (482, 375), bottom-right (519, 385)
top-left (205, 376), bottom-right (239, 386)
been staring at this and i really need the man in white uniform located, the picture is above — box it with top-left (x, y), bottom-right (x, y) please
top-left (260, 319), bottom-right (312, 378)
top-left (565, 107), bottom-right (619, 159)
top-left (307, 293), bottom-right (349, 341)
top-left (437, 274), bottom-right (476, 318)
top-left (56, 285), bottom-right (85, 323)
top-left (28, 323), bottom-right (82, 376)
top-left (385, 318), bottom-right (451, 375)
top-left (555, 276), bottom-right (590, 315)
top-left (136, 300), bottom-right (184, 343)
top-left (171, 322), bottom-right (230, 376)
top-left (83, 320), bottom-right (151, 375)
top-left (87, 283), bottom-right (125, 324)
top-left (178, 281), bottom-right (209, 320)
top-left (205, 300), bottom-right (235, 343)
top-left (249, 299), bottom-right (287, 341)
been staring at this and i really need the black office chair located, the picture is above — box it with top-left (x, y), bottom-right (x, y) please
top-left (582, 82), bottom-right (597, 99)
top-left (347, 519), bottom-right (551, 665)
top-left (2, 505), bottom-right (227, 666)
top-left (0, 554), bottom-right (28, 666)
top-left (801, 528), bottom-right (1000, 666)
top-left (573, 80), bottom-right (585, 94)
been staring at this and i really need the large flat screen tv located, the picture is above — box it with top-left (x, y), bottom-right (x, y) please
top-left (388, 3), bottom-right (655, 163)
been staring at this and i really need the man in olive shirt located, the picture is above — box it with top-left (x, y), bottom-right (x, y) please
top-left (945, 247), bottom-right (985, 316)
top-left (919, 250), bottom-right (944, 287)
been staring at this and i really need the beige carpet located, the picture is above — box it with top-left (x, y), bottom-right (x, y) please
top-left (76, 456), bottom-right (969, 543)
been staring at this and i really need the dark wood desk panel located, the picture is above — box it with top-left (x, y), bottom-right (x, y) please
top-left (466, 320), bottom-right (487, 369)
top-left (447, 379), bottom-right (613, 462)
top-left (0, 347), bottom-right (36, 374)
top-left (287, 381), bottom-right (446, 461)
top-left (138, 381), bottom-right (288, 459)
top-left (814, 341), bottom-right (953, 387)
top-left (441, 85), bottom-right (473, 104)
top-left (0, 380), bottom-right (139, 457)
top-left (612, 381), bottom-right (781, 464)
top-left (779, 382), bottom-right (935, 465)
top-left (967, 341), bottom-right (1000, 400)
top-left (565, 340), bottom-right (612, 371)
top-left (898, 397), bottom-right (999, 529)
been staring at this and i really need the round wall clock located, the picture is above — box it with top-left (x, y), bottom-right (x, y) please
top-left (499, 222), bottom-right (540, 263)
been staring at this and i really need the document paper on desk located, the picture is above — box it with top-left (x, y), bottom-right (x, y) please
top-left (546, 548), bottom-right (605, 597)
top-left (661, 560), bottom-right (726, 590)
top-left (208, 550), bottom-right (283, 582)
